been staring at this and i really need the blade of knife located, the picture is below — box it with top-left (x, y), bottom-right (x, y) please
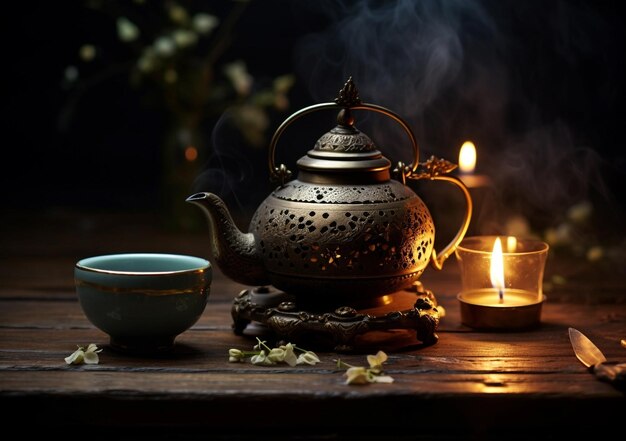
top-left (568, 327), bottom-right (626, 392)
top-left (568, 327), bottom-right (607, 368)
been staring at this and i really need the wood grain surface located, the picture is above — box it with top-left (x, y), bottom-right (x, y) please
top-left (1, 210), bottom-right (624, 439)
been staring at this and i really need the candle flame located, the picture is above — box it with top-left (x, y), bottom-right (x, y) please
top-left (490, 237), bottom-right (505, 302)
top-left (506, 236), bottom-right (517, 252)
top-left (458, 141), bottom-right (476, 173)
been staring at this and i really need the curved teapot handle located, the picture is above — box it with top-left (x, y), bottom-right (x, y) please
top-left (268, 100), bottom-right (420, 185)
top-left (406, 158), bottom-right (473, 270)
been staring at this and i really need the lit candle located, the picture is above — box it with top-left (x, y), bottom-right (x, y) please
top-left (457, 141), bottom-right (491, 188)
top-left (457, 141), bottom-right (494, 236)
top-left (456, 236), bottom-right (548, 330)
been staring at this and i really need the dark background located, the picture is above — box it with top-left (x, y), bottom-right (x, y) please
top-left (3, 0), bottom-right (625, 240)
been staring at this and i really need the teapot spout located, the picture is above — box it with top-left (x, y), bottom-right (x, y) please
top-left (186, 192), bottom-right (269, 286)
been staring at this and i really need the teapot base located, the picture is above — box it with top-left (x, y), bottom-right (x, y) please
top-left (266, 270), bottom-right (426, 310)
top-left (231, 282), bottom-right (441, 352)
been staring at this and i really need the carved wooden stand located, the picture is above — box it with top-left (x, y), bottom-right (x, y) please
top-left (231, 282), bottom-right (441, 352)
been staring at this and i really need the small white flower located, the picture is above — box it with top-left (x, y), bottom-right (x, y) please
top-left (278, 343), bottom-right (298, 367)
top-left (168, 4), bottom-right (189, 24)
top-left (192, 13), bottom-right (219, 34)
top-left (79, 44), bottom-right (96, 62)
top-left (296, 351), bottom-right (320, 366)
top-left (253, 340), bottom-right (267, 351)
top-left (345, 366), bottom-right (370, 385)
top-left (224, 61), bottom-right (253, 96)
top-left (228, 348), bottom-right (245, 362)
top-left (265, 343), bottom-right (297, 366)
top-left (172, 29), bottom-right (198, 48)
top-left (267, 347), bottom-right (287, 363)
top-left (117, 17), bottom-right (140, 42)
top-left (137, 52), bottom-right (157, 73)
top-left (340, 351), bottom-right (393, 385)
top-left (64, 347), bottom-right (84, 365)
top-left (228, 339), bottom-right (320, 367)
top-left (250, 350), bottom-right (274, 365)
top-left (164, 68), bottom-right (178, 84)
top-left (86, 343), bottom-right (100, 353)
top-left (64, 66), bottom-right (79, 83)
top-left (366, 350), bottom-right (388, 373)
top-left (273, 74), bottom-right (295, 94)
top-left (371, 375), bottom-right (394, 384)
top-left (65, 344), bottom-right (102, 365)
top-left (154, 36), bottom-right (176, 57)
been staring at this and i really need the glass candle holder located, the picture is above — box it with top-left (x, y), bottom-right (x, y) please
top-left (455, 236), bottom-right (549, 330)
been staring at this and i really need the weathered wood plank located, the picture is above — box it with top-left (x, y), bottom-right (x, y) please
top-left (1, 370), bottom-right (623, 441)
top-left (2, 210), bottom-right (626, 439)
top-left (2, 295), bottom-right (624, 344)
top-left (0, 370), bottom-right (622, 397)
top-left (1, 325), bottom-right (624, 372)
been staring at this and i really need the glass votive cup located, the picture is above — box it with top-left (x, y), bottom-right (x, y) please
top-left (455, 236), bottom-right (549, 330)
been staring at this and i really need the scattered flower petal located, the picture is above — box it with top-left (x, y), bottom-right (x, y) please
top-left (65, 347), bottom-right (84, 365)
top-left (228, 339), bottom-right (320, 367)
top-left (250, 350), bottom-right (274, 365)
top-left (372, 375), bottom-right (394, 384)
top-left (267, 347), bottom-right (287, 363)
top-left (339, 351), bottom-right (393, 385)
top-left (297, 351), bottom-right (320, 366)
top-left (282, 343), bottom-right (298, 366)
top-left (345, 366), bottom-right (370, 385)
top-left (83, 350), bottom-right (100, 365)
top-left (367, 350), bottom-right (388, 372)
top-left (86, 343), bottom-right (102, 354)
top-left (65, 344), bottom-right (102, 365)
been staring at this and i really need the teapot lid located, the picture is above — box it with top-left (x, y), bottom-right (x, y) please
top-left (269, 77), bottom-right (420, 186)
top-left (296, 106), bottom-right (392, 184)
top-left (296, 80), bottom-right (391, 184)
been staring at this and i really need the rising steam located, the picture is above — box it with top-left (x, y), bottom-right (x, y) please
top-left (293, 0), bottom-right (620, 234)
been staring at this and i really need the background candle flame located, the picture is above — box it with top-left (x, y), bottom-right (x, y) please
top-left (506, 236), bottom-right (517, 253)
top-left (458, 141), bottom-right (477, 174)
top-left (490, 237), bottom-right (505, 302)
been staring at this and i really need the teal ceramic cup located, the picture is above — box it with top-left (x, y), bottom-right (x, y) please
top-left (75, 253), bottom-right (212, 354)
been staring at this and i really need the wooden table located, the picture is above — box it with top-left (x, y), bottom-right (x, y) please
top-left (1, 210), bottom-right (624, 439)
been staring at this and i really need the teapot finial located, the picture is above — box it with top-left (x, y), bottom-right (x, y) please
top-left (334, 76), bottom-right (361, 108)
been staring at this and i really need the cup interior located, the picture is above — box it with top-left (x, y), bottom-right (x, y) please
top-left (76, 253), bottom-right (210, 274)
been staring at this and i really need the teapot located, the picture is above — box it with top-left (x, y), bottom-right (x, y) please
top-left (187, 78), bottom-right (472, 307)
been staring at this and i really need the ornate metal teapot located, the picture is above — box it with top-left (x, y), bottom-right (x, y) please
top-left (187, 78), bottom-right (472, 307)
